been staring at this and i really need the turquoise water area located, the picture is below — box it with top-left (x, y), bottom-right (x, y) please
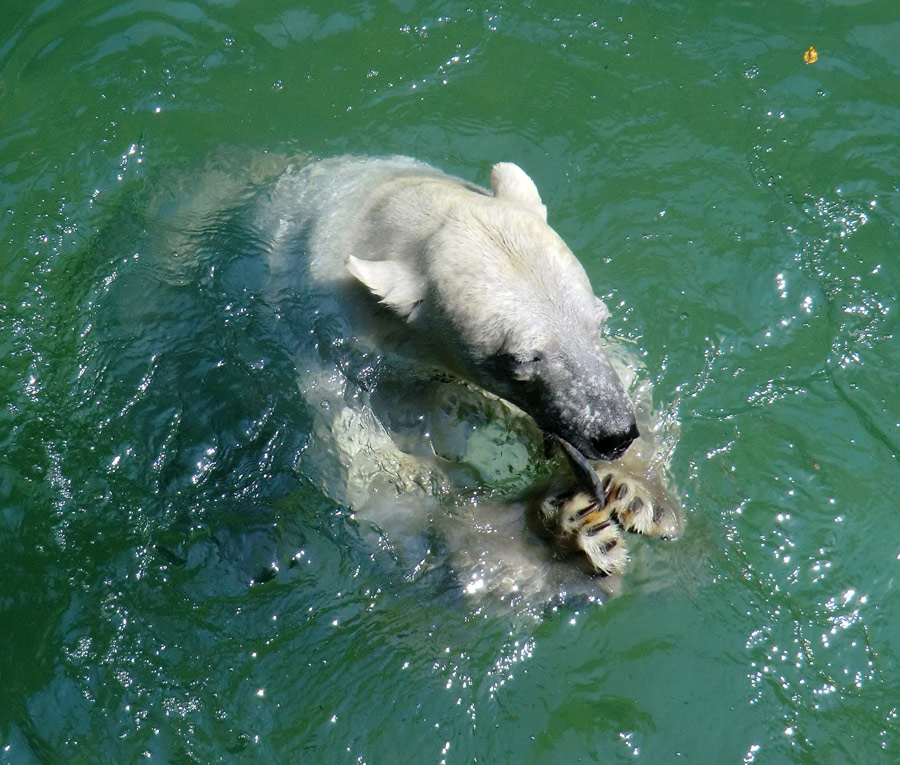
top-left (2, 1), bottom-right (898, 762)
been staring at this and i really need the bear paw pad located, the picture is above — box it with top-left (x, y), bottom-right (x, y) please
top-left (554, 493), bottom-right (629, 576)
top-left (598, 472), bottom-right (680, 539)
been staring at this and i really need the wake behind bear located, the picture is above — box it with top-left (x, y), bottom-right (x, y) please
top-left (124, 152), bottom-right (681, 603)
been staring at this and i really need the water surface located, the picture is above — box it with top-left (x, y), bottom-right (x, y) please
top-left (2, 1), bottom-right (898, 762)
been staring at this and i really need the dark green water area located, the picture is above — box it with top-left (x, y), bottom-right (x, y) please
top-left (1, 1), bottom-right (898, 762)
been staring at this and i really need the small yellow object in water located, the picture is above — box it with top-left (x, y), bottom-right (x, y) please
top-left (804, 46), bottom-right (818, 64)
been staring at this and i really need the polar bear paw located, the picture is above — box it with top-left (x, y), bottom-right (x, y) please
top-left (542, 468), bottom-right (680, 576)
top-left (596, 471), bottom-right (680, 540)
top-left (556, 492), bottom-right (629, 575)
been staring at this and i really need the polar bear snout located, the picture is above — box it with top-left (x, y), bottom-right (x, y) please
top-left (536, 350), bottom-right (640, 462)
top-left (586, 419), bottom-right (640, 462)
top-left (552, 401), bottom-right (639, 462)
top-left (478, 346), bottom-right (640, 463)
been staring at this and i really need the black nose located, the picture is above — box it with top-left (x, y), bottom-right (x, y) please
top-left (591, 421), bottom-right (639, 461)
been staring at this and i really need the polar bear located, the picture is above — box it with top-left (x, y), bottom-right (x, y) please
top-left (253, 155), bottom-right (680, 596)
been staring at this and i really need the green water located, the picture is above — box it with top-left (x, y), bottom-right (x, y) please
top-left (2, 0), bottom-right (898, 762)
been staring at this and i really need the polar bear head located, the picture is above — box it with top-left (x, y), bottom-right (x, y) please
top-left (347, 162), bottom-right (638, 461)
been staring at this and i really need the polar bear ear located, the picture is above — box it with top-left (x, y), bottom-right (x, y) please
top-left (347, 255), bottom-right (426, 320)
top-left (595, 297), bottom-right (610, 328)
top-left (490, 162), bottom-right (548, 221)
